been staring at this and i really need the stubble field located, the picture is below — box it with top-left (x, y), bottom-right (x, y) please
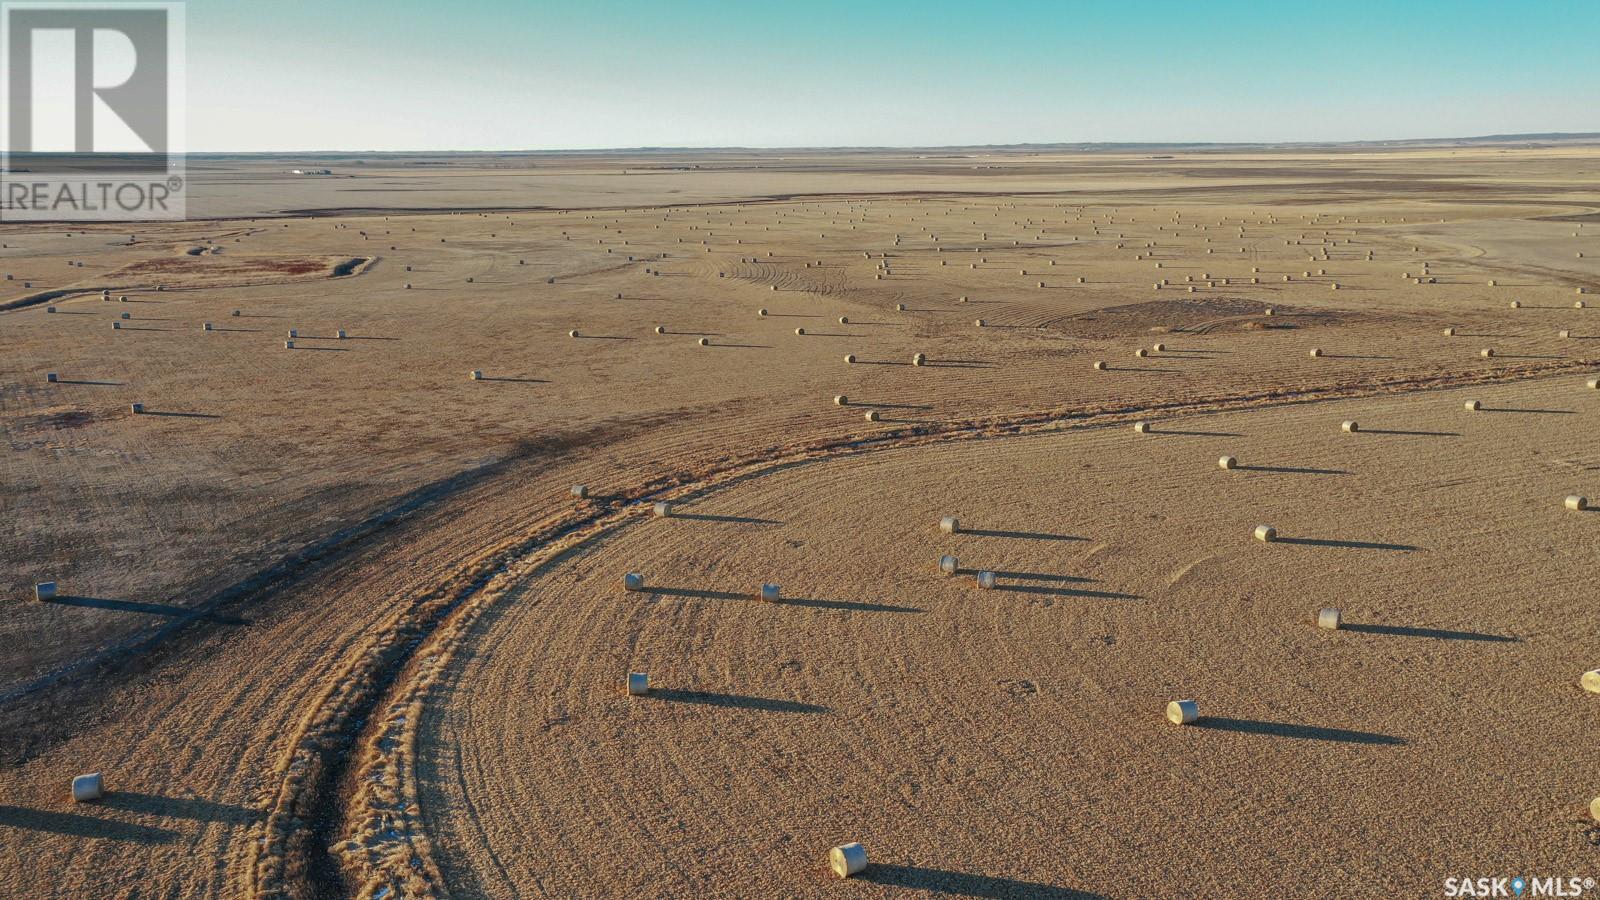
top-left (0, 146), bottom-right (1597, 897)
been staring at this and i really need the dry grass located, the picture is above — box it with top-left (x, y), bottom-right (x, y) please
top-left (0, 146), bottom-right (1597, 898)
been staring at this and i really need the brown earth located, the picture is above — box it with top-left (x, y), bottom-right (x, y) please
top-left (0, 146), bottom-right (1597, 899)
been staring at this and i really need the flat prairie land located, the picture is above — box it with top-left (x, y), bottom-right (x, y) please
top-left (0, 146), bottom-right (1597, 898)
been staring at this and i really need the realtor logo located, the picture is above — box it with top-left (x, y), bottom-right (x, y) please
top-left (1, 1), bottom-right (185, 220)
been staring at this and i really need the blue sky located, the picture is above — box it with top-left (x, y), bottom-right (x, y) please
top-left (186, 0), bottom-right (1600, 150)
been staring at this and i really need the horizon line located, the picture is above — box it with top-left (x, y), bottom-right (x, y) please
top-left (150, 130), bottom-right (1600, 156)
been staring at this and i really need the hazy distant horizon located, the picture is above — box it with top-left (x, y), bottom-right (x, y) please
top-left (159, 131), bottom-right (1600, 157)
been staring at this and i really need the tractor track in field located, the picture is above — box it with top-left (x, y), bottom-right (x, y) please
top-left (230, 356), bottom-right (1597, 898)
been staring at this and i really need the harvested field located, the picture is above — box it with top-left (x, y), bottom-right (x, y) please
top-left (0, 146), bottom-right (1597, 898)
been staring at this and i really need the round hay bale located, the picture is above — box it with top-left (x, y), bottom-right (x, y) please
top-left (912, 353), bottom-right (926, 366)
top-left (1510, 300), bottom-right (1521, 309)
top-left (1591, 796), bottom-right (1600, 823)
top-left (470, 370), bottom-right (483, 380)
top-left (337, 329), bottom-right (347, 339)
top-left (569, 330), bottom-right (580, 338)
top-left (895, 303), bottom-right (906, 311)
top-left (1134, 348), bottom-right (1148, 358)
top-left (844, 354), bottom-right (856, 364)
top-left (1341, 420), bottom-right (1360, 433)
top-left (1093, 361), bottom-right (1107, 371)
top-left (1443, 327), bottom-right (1455, 336)
top-left (939, 516), bottom-right (960, 535)
top-left (975, 571), bottom-right (997, 590)
top-left (1152, 343), bottom-right (1166, 352)
top-left (974, 319), bottom-right (985, 327)
top-left (1218, 455), bottom-right (1237, 470)
top-left (698, 338), bottom-right (710, 347)
top-left (1166, 700), bottom-right (1199, 725)
top-left (1480, 348), bottom-right (1494, 358)
top-left (285, 340), bottom-right (295, 349)
top-left (654, 326), bottom-right (665, 334)
top-left (1581, 670), bottom-right (1600, 694)
top-left (1587, 379), bottom-right (1599, 390)
top-left (571, 484), bottom-right (589, 500)
top-left (46, 306), bottom-right (56, 313)
top-left (71, 773), bottom-right (104, 803)
top-left (829, 843), bottom-right (868, 879)
top-left (1578, 301), bottom-right (1588, 309)
top-left (939, 555), bottom-right (959, 576)
top-left (623, 572), bottom-right (644, 592)
top-left (120, 312), bottom-right (130, 320)
top-left (1133, 421), bottom-right (1151, 434)
top-left (1254, 524), bottom-right (1277, 543)
top-left (1317, 607), bottom-right (1343, 630)
top-left (834, 395), bottom-right (848, 406)
top-left (626, 672), bottom-right (649, 696)
top-left (1560, 330), bottom-right (1572, 339)
top-left (759, 583), bottom-right (781, 602)
top-left (1309, 348), bottom-right (1323, 358)
top-left (795, 328), bottom-right (806, 336)
top-left (1264, 308), bottom-right (1274, 316)
top-left (1566, 495), bottom-right (1589, 512)
top-left (653, 501), bottom-right (673, 518)
top-left (1465, 400), bottom-right (1482, 411)
top-left (35, 582), bottom-right (57, 601)
top-left (864, 410), bottom-right (880, 422)
top-left (758, 308), bottom-right (768, 317)
top-left (839, 316), bottom-right (849, 325)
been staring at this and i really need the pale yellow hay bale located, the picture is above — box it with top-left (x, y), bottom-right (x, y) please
top-left (1166, 700), bottom-right (1199, 725)
top-left (829, 843), bottom-right (867, 878)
